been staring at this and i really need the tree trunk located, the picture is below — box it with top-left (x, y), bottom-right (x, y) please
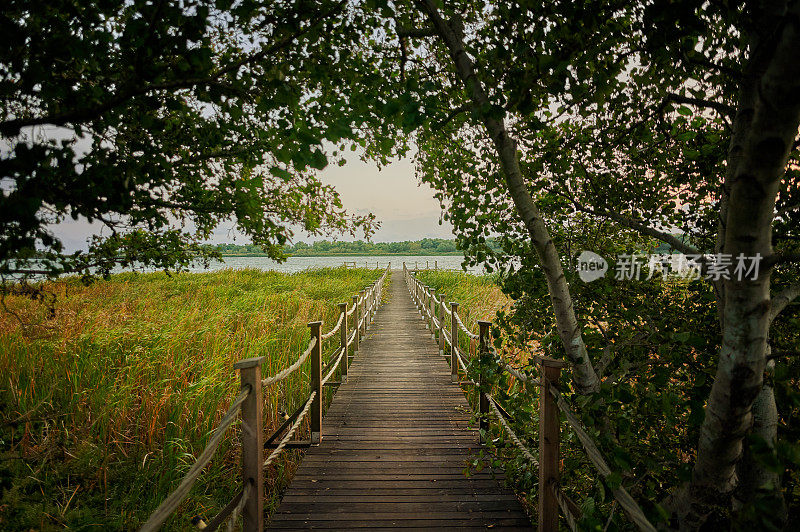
top-left (733, 352), bottom-right (787, 527)
top-left (680, 2), bottom-right (800, 526)
top-left (416, 0), bottom-right (599, 394)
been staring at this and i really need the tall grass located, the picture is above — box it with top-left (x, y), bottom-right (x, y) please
top-left (0, 267), bottom-right (383, 530)
top-left (415, 270), bottom-right (508, 334)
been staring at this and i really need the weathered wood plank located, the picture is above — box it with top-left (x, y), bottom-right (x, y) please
top-left (267, 272), bottom-right (531, 530)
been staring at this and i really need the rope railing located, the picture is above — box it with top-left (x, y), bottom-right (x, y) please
top-left (455, 311), bottom-right (479, 340)
top-left (139, 387), bottom-right (250, 532)
top-left (486, 394), bottom-right (539, 468)
top-left (264, 391), bottom-right (316, 468)
top-left (455, 347), bottom-right (470, 374)
top-left (140, 267), bottom-right (390, 531)
top-left (403, 263), bottom-right (656, 532)
top-left (322, 349), bottom-right (346, 385)
top-left (490, 348), bottom-right (542, 387)
top-left (261, 337), bottom-right (316, 387)
top-left (321, 312), bottom-right (344, 340)
top-left (548, 384), bottom-right (656, 532)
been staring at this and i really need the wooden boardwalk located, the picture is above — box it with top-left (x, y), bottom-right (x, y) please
top-left (269, 272), bottom-right (531, 530)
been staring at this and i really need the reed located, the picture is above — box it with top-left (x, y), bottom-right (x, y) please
top-left (415, 270), bottom-right (507, 331)
top-left (0, 267), bottom-right (382, 530)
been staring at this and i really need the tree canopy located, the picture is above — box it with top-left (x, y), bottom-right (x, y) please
top-left (0, 0), bottom-right (392, 279)
top-left (361, 0), bottom-right (799, 528)
top-left (2, 0), bottom-right (799, 529)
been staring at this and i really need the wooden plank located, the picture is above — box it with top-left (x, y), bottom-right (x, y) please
top-left (267, 273), bottom-right (531, 530)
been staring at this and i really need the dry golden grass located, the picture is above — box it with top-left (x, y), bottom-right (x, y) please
top-left (0, 267), bottom-right (383, 530)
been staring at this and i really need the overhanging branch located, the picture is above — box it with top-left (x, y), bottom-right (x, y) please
top-left (770, 280), bottom-right (800, 321)
top-left (665, 93), bottom-right (735, 118)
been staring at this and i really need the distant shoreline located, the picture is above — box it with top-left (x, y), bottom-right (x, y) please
top-left (219, 252), bottom-right (464, 258)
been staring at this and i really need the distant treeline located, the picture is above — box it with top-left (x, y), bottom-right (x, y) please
top-left (216, 239), bottom-right (499, 256)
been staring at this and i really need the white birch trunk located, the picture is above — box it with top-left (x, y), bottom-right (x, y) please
top-left (417, 0), bottom-right (600, 394)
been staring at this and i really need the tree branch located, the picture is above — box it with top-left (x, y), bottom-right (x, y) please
top-left (665, 93), bottom-right (736, 118)
top-left (0, 1), bottom-right (346, 137)
top-left (770, 280), bottom-right (800, 321)
top-left (763, 252), bottom-right (800, 270)
top-left (396, 26), bottom-right (438, 38)
top-left (433, 103), bottom-right (472, 130)
top-left (566, 193), bottom-right (703, 256)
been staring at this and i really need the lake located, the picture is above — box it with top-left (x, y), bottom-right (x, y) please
top-left (195, 255), bottom-right (481, 273)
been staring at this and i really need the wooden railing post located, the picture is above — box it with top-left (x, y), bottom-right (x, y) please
top-left (371, 283), bottom-right (376, 323)
top-left (423, 287), bottom-right (429, 328)
top-left (478, 321), bottom-right (490, 436)
top-left (360, 290), bottom-right (367, 335)
top-left (352, 295), bottom-right (360, 353)
top-left (309, 321), bottom-right (322, 444)
top-left (539, 357), bottom-right (565, 532)
top-left (438, 292), bottom-right (446, 354)
top-left (233, 356), bottom-right (265, 532)
top-left (339, 303), bottom-right (348, 383)
top-left (450, 302), bottom-right (459, 382)
top-left (429, 287), bottom-right (435, 332)
top-left (369, 284), bottom-right (374, 326)
top-left (431, 290), bottom-right (437, 336)
top-left (364, 286), bottom-right (371, 330)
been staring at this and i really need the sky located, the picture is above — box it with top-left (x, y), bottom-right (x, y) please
top-left (51, 153), bottom-right (456, 252)
top-left (304, 154), bottom-right (455, 243)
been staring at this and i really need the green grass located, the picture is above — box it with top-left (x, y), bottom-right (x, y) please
top-left (0, 267), bottom-right (384, 530)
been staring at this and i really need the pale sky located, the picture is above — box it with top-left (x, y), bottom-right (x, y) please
top-left (304, 155), bottom-right (456, 243)
top-left (51, 154), bottom-right (456, 251)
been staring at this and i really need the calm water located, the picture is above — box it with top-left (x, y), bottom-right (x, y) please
top-left (193, 255), bottom-right (481, 273)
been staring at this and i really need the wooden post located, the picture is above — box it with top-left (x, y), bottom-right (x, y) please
top-left (478, 321), bottom-right (490, 436)
top-left (366, 287), bottom-right (371, 330)
top-left (352, 295), bottom-right (360, 353)
top-left (339, 303), bottom-right (348, 383)
top-left (450, 302), bottom-right (459, 382)
top-left (370, 283), bottom-right (376, 323)
top-left (233, 356), bottom-right (265, 532)
top-left (435, 260), bottom-right (438, 270)
top-left (438, 292), bottom-right (446, 353)
top-left (539, 357), bottom-right (565, 532)
top-left (428, 286), bottom-right (436, 332)
top-left (309, 321), bottom-right (322, 444)
top-left (360, 290), bottom-right (366, 335)
top-left (423, 288), bottom-right (429, 328)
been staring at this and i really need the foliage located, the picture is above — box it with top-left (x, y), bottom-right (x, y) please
top-left (0, 267), bottom-right (382, 530)
top-left (0, 0), bottom-right (391, 280)
top-left (216, 238), bottom-right (498, 256)
top-left (366, 0), bottom-right (800, 527)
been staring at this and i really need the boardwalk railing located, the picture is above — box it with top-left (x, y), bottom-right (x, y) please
top-left (343, 260), bottom-right (388, 270)
top-left (140, 267), bottom-right (390, 532)
top-left (403, 264), bottom-right (656, 532)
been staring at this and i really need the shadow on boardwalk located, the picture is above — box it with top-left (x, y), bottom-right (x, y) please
top-left (268, 272), bottom-right (532, 530)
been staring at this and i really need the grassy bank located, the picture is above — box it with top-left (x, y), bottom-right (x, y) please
top-left (0, 267), bottom-right (383, 530)
top-left (415, 270), bottom-right (508, 334)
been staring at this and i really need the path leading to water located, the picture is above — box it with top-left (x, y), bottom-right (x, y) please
top-left (268, 272), bottom-right (531, 530)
